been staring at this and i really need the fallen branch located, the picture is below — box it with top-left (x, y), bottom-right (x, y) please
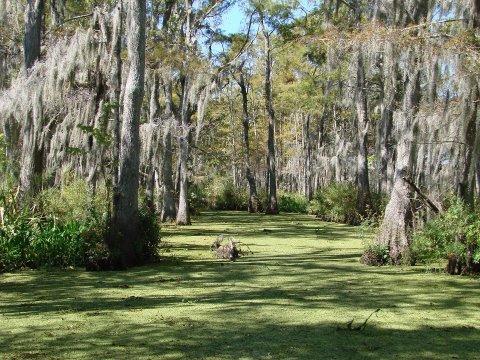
top-left (402, 177), bottom-right (441, 214)
top-left (337, 309), bottom-right (381, 331)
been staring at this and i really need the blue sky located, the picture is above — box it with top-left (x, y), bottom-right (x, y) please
top-left (220, 1), bottom-right (315, 35)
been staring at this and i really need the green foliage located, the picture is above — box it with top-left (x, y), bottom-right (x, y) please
top-left (308, 182), bottom-right (359, 225)
top-left (0, 134), bottom-right (18, 191)
top-left (138, 205), bottom-right (161, 261)
top-left (190, 177), bottom-right (249, 211)
top-left (278, 192), bottom-right (308, 213)
top-left (2, 211), bottom-right (480, 359)
top-left (188, 182), bottom-right (210, 213)
top-left (214, 181), bottom-right (248, 211)
top-left (39, 178), bottom-right (108, 224)
top-left (411, 199), bottom-right (480, 268)
top-left (82, 220), bottom-right (110, 269)
top-left (360, 242), bottom-right (389, 266)
top-left (0, 210), bottom-right (86, 271)
top-left (307, 183), bottom-right (387, 226)
top-left (367, 191), bottom-right (389, 225)
top-left (0, 181), bottom-right (104, 271)
top-left (0, 210), bottom-right (35, 271)
top-left (0, 175), bottom-right (163, 271)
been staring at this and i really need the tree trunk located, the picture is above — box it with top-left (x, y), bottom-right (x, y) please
top-left (472, 0), bottom-right (480, 28)
top-left (238, 72), bottom-right (259, 212)
top-left (145, 73), bottom-right (161, 212)
top-left (378, 54), bottom-right (421, 263)
top-left (110, 0), bottom-right (123, 232)
top-left (261, 14), bottom-right (278, 215)
top-left (456, 78), bottom-right (479, 207)
top-left (24, 0), bottom-right (43, 70)
top-left (375, 53), bottom-right (395, 195)
top-left (50, 0), bottom-right (65, 26)
top-left (303, 113), bottom-right (313, 200)
top-left (355, 50), bottom-right (371, 216)
top-left (19, 0), bottom-right (44, 198)
top-left (228, 89), bottom-right (238, 188)
top-left (110, 0), bottom-right (146, 269)
top-left (161, 79), bottom-right (177, 222)
top-left (176, 76), bottom-right (191, 225)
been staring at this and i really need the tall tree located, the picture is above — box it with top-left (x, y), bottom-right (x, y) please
top-left (259, 7), bottom-right (279, 214)
top-left (354, 48), bottom-right (371, 217)
top-left (109, 0), bottom-right (146, 268)
top-left (235, 64), bottom-right (259, 212)
top-left (378, 51), bottom-right (421, 263)
top-left (19, 0), bottom-right (44, 198)
top-left (173, 0), bottom-right (230, 225)
top-left (160, 73), bottom-right (177, 222)
top-left (176, 74), bottom-right (193, 225)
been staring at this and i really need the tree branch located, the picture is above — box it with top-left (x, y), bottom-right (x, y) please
top-left (402, 177), bottom-right (441, 214)
top-left (45, 12), bottom-right (94, 36)
top-left (401, 18), bottom-right (465, 32)
top-left (217, 13), bottom-right (256, 73)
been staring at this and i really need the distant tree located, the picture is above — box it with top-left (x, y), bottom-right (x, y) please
top-left (233, 61), bottom-right (260, 212)
top-left (249, 0), bottom-right (299, 214)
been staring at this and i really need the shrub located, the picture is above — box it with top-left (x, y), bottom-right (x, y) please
top-left (410, 199), bottom-right (480, 273)
top-left (0, 211), bottom-right (87, 271)
top-left (278, 192), bottom-right (309, 213)
top-left (360, 242), bottom-right (389, 266)
top-left (368, 191), bottom-right (389, 225)
top-left (0, 211), bottom-right (35, 271)
top-left (188, 182), bottom-right (209, 213)
top-left (31, 219), bottom-right (86, 268)
top-left (214, 181), bottom-right (248, 211)
top-left (83, 220), bottom-right (110, 271)
top-left (138, 205), bottom-right (161, 260)
top-left (39, 179), bottom-right (108, 224)
top-left (308, 182), bottom-right (359, 225)
top-left (0, 179), bottom-right (161, 272)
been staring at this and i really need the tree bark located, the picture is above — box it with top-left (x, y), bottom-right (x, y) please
top-left (24, 0), bottom-right (43, 70)
top-left (378, 54), bottom-right (421, 263)
top-left (237, 71), bottom-right (259, 212)
top-left (472, 0), bottom-right (480, 28)
top-left (19, 0), bottom-right (44, 198)
top-left (110, 0), bottom-right (123, 232)
top-left (260, 14), bottom-right (278, 215)
top-left (355, 49), bottom-right (371, 216)
top-left (375, 54), bottom-right (395, 195)
top-left (145, 73), bottom-right (161, 212)
top-left (176, 76), bottom-right (191, 225)
top-left (303, 113), bottom-right (313, 200)
top-left (161, 79), bottom-right (177, 222)
top-left (228, 88), bottom-right (238, 188)
top-left (110, 0), bottom-right (146, 268)
top-left (50, 0), bottom-right (65, 26)
top-left (456, 79), bottom-right (479, 207)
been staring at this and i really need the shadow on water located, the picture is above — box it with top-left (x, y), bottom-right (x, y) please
top-left (1, 211), bottom-right (479, 359)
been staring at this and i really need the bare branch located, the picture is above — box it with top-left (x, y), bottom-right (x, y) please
top-left (401, 18), bottom-right (465, 32)
top-left (402, 177), bottom-right (441, 214)
top-left (45, 12), bottom-right (94, 36)
top-left (217, 13), bottom-right (256, 73)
